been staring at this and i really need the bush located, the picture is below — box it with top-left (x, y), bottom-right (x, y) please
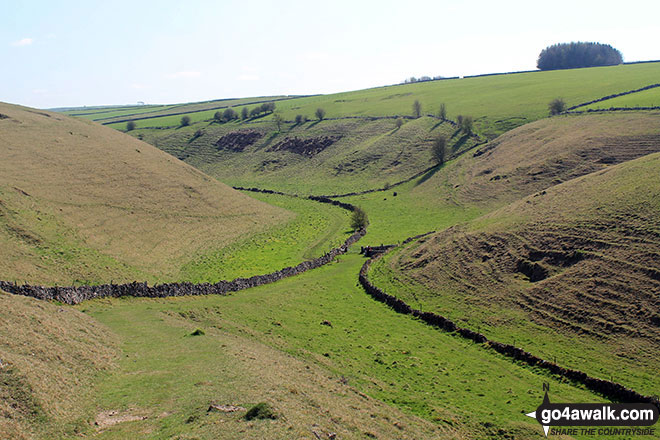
top-left (432, 135), bottom-right (447, 165)
top-left (241, 107), bottom-right (249, 120)
top-left (548, 98), bottom-right (566, 115)
top-left (350, 207), bottom-right (368, 231)
top-left (412, 100), bottom-right (422, 118)
top-left (395, 117), bottom-right (404, 129)
top-left (126, 121), bottom-right (136, 131)
top-left (213, 111), bottom-right (222, 122)
top-left (180, 116), bottom-right (191, 126)
top-left (244, 402), bottom-right (277, 420)
top-left (315, 108), bottom-right (326, 120)
top-left (537, 42), bottom-right (623, 71)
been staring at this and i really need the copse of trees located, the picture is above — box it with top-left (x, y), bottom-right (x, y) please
top-left (537, 42), bottom-right (623, 71)
top-left (246, 102), bottom-right (276, 119)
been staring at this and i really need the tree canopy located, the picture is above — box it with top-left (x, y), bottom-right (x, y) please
top-left (537, 42), bottom-right (622, 71)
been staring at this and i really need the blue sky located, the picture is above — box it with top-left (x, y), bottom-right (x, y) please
top-left (2, 0), bottom-right (658, 108)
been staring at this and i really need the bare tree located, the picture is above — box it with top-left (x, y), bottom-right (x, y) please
top-left (438, 103), bottom-right (447, 120)
top-left (432, 135), bottom-right (447, 165)
top-left (273, 113), bottom-right (284, 132)
top-left (315, 108), bottom-right (326, 120)
top-left (412, 100), bottom-right (422, 118)
top-left (241, 107), bottom-right (249, 120)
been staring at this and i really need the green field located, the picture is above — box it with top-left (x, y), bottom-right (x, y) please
top-left (582, 86), bottom-right (660, 110)
top-left (75, 252), bottom-right (618, 439)
top-left (3, 63), bottom-right (660, 440)
top-left (105, 62), bottom-right (660, 139)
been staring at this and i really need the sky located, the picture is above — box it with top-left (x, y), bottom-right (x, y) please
top-left (2, 0), bottom-right (659, 109)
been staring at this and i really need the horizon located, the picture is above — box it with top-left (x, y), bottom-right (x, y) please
top-left (3, 0), bottom-right (659, 109)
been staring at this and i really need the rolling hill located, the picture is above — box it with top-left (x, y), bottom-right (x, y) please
top-left (369, 147), bottom-right (660, 396)
top-left (0, 102), bottom-right (293, 285)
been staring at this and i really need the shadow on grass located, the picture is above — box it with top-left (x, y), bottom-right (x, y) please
top-left (430, 120), bottom-right (446, 131)
top-left (261, 131), bottom-right (281, 149)
top-left (305, 120), bottom-right (322, 130)
top-left (414, 164), bottom-right (442, 187)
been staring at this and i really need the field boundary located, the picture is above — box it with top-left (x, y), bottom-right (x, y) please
top-left (0, 194), bottom-right (364, 305)
top-left (358, 236), bottom-right (660, 408)
top-left (566, 83), bottom-right (660, 111)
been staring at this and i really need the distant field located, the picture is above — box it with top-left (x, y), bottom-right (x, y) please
top-left (582, 85), bottom-right (660, 109)
top-left (60, 96), bottom-right (295, 124)
top-left (105, 62), bottom-right (660, 139)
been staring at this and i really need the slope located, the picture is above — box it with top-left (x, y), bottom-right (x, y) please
top-left (0, 102), bottom-right (292, 285)
top-left (370, 150), bottom-right (660, 395)
top-left (345, 111), bottom-right (660, 245)
top-left (0, 290), bottom-right (118, 440)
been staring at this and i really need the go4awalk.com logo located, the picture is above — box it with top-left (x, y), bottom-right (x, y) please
top-left (524, 384), bottom-right (659, 437)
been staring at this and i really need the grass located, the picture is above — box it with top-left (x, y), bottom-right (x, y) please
top-left (582, 85), bottom-right (660, 109)
top-left (104, 62), bottom-right (660, 139)
top-left (121, 114), bottom-right (480, 196)
top-left (179, 191), bottom-right (351, 282)
top-left (0, 102), bottom-right (351, 285)
top-left (370, 151), bottom-right (660, 397)
top-left (0, 291), bottom-right (118, 440)
top-left (75, 252), bottom-right (627, 440)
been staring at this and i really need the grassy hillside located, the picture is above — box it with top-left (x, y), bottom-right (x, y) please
top-left (0, 290), bottom-right (118, 439)
top-left (77, 252), bottom-right (615, 440)
top-left (58, 96), bottom-right (293, 123)
top-left (131, 116), bottom-right (479, 195)
top-left (346, 112), bottom-right (660, 245)
top-left (583, 86), bottom-right (660, 110)
top-left (370, 151), bottom-right (660, 396)
top-left (0, 102), bottom-right (300, 285)
top-left (105, 62), bottom-right (660, 140)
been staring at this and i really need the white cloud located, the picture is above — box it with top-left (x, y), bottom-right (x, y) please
top-left (237, 74), bottom-right (259, 81)
top-left (11, 37), bottom-right (33, 47)
top-left (166, 71), bottom-right (201, 79)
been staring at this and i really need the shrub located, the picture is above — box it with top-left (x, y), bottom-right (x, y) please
top-left (537, 42), bottom-right (623, 71)
top-left (315, 108), bottom-right (326, 120)
top-left (241, 107), bottom-right (249, 120)
top-left (395, 117), bottom-right (404, 129)
top-left (180, 116), bottom-right (191, 126)
top-left (244, 402), bottom-right (277, 420)
top-left (548, 98), bottom-right (566, 115)
top-left (350, 207), bottom-right (368, 231)
top-left (295, 114), bottom-right (304, 124)
top-left (126, 121), bottom-right (136, 131)
top-left (412, 100), bottom-right (422, 118)
top-left (432, 135), bottom-right (447, 165)
top-left (214, 111), bottom-right (222, 122)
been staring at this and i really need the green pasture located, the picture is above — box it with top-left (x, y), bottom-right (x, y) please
top-left (77, 253), bottom-right (624, 439)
